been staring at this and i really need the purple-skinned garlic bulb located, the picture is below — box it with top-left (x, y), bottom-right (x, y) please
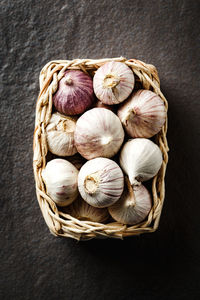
top-left (93, 61), bottom-right (135, 105)
top-left (46, 112), bottom-right (77, 156)
top-left (42, 159), bottom-right (79, 206)
top-left (53, 70), bottom-right (94, 115)
top-left (74, 108), bottom-right (124, 160)
top-left (108, 177), bottom-right (152, 225)
top-left (118, 89), bottom-right (167, 138)
top-left (78, 158), bottom-right (124, 208)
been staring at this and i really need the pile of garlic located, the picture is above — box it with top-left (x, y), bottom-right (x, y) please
top-left (42, 61), bottom-right (166, 225)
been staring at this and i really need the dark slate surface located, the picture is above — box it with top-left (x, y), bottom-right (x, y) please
top-left (1, 0), bottom-right (200, 299)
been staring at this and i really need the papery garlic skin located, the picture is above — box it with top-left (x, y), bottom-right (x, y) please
top-left (78, 158), bottom-right (124, 208)
top-left (120, 138), bottom-right (163, 186)
top-left (118, 89), bottom-right (166, 138)
top-left (42, 159), bottom-right (79, 206)
top-left (46, 112), bottom-right (77, 156)
top-left (66, 197), bottom-right (109, 223)
top-left (108, 180), bottom-right (152, 225)
top-left (93, 61), bottom-right (135, 105)
top-left (74, 108), bottom-right (124, 160)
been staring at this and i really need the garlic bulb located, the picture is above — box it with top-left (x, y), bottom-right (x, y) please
top-left (108, 177), bottom-right (152, 225)
top-left (42, 159), bottom-right (79, 206)
top-left (120, 138), bottom-right (163, 186)
top-left (74, 108), bottom-right (124, 160)
top-left (66, 197), bottom-right (109, 223)
top-left (78, 158), bottom-right (124, 208)
top-left (118, 89), bottom-right (166, 138)
top-left (46, 112), bottom-right (77, 156)
top-left (93, 61), bottom-right (135, 105)
top-left (53, 70), bottom-right (94, 115)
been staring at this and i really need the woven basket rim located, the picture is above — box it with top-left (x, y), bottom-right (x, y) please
top-left (33, 57), bottom-right (169, 240)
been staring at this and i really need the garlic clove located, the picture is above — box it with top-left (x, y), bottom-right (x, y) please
top-left (108, 177), bottom-right (152, 225)
top-left (74, 108), bottom-right (124, 160)
top-left (53, 70), bottom-right (94, 115)
top-left (65, 197), bottom-right (109, 223)
top-left (42, 158), bottom-right (79, 206)
top-left (78, 158), bottom-right (124, 208)
top-left (119, 138), bottom-right (163, 186)
top-left (46, 112), bottom-right (77, 156)
top-left (93, 61), bottom-right (135, 105)
top-left (117, 89), bottom-right (167, 138)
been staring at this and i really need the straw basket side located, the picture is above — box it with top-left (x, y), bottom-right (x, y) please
top-left (33, 57), bottom-right (169, 240)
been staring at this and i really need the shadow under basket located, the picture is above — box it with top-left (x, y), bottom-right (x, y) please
top-left (33, 57), bottom-right (169, 241)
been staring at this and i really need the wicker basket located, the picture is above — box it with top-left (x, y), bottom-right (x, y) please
top-left (33, 57), bottom-right (169, 240)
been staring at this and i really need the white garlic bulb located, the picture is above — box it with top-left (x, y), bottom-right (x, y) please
top-left (74, 108), bottom-right (124, 160)
top-left (118, 89), bottom-right (167, 138)
top-left (66, 197), bottom-right (109, 223)
top-left (120, 138), bottom-right (163, 186)
top-left (78, 158), bottom-right (124, 208)
top-left (46, 112), bottom-right (77, 156)
top-left (93, 61), bottom-right (135, 105)
top-left (108, 177), bottom-right (152, 225)
top-left (42, 159), bottom-right (79, 206)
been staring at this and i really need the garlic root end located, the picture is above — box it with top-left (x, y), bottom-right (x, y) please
top-left (84, 174), bottom-right (99, 194)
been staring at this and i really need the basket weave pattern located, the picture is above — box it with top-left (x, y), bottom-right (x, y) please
top-left (33, 57), bottom-right (169, 240)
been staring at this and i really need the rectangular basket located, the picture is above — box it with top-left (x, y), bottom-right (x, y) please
top-left (33, 57), bottom-right (169, 240)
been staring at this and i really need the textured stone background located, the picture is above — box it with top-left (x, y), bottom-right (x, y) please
top-left (1, 0), bottom-right (200, 299)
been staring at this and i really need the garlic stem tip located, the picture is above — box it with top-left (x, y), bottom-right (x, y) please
top-left (64, 75), bottom-right (73, 85)
top-left (101, 136), bottom-right (112, 145)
